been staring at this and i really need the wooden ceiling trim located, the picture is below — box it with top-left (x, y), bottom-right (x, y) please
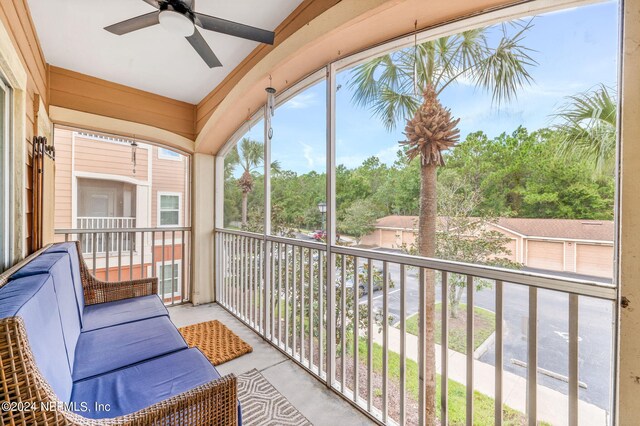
top-left (49, 66), bottom-right (197, 140)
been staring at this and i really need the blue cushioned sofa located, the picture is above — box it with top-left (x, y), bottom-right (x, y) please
top-left (0, 242), bottom-right (240, 425)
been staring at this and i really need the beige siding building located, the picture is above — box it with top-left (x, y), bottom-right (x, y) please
top-left (361, 215), bottom-right (614, 278)
top-left (53, 128), bottom-right (190, 301)
top-left (54, 128), bottom-right (188, 232)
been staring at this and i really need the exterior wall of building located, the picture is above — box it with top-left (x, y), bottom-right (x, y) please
top-left (564, 242), bottom-right (576, 273)
top-left (364, 222), bottom-right (613, 278)
top-left (360, 229), bottom-right (381, 247)
top-left (91, 243), bottom-right (185, 304)
top-left (52, 128), bottom-right (190, 292)
top-left (502, 238), bottom-right (518, 263)
top-left (53, 128), bottom-right (187, 231)
top-left (74, 136), bottom-right (149, 182)
top-left (54, 129), bottom-right (73, 232)
top-left (150, 147), bottom-right (188, 228)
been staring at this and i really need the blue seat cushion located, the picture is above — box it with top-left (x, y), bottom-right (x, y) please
top-left (70, 348), bottom-right (222, 419)
top-left (10, 252), bottom-right (81, 372)
top-left (73, 316), bottom-right (187, 381)
top-left (82, 295), bottom-right (168, 332)
top-left (0, 274), bottom-right (73, 402)
top-left (71, 349), bottom-right (242, 422)
top-left (45, 242), bottom-right (85, 321)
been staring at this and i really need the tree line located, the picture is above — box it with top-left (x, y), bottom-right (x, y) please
top-left (224, 125), bottom-right (614, 237)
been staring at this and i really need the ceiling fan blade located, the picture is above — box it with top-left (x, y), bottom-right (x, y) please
top-left (141, 0), bottom-right (161, 8)
top-left (105, 12), bottom-right (160, 35)
top-left (186, 29), bottom-right (222, 68)
top-left (194, 13), bottom-right (275, 45)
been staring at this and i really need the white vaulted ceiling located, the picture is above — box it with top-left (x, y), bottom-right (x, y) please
top-left (27, 0), bottom-right (303, 103)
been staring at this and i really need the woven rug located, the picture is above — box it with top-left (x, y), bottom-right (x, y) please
top-left (237, 369), bottom-right (312, 426)
top-left (178, 320), bottom-right (252, 365)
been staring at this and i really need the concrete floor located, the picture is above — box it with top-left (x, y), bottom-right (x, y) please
top-left (169, 303), bottom-right (374, 426)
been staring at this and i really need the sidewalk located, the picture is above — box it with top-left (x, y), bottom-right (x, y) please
top-left (369, 326), bottom-right (607, 426)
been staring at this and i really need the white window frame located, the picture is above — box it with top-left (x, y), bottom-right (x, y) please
top-left (158, 147), bottom-right (182, 161)
top-left (0, 77), bottom-right (12, 272)
top-left (157, 192), bottom-right (182, 227)
top-left (150, 261), bottom-right (181, 299)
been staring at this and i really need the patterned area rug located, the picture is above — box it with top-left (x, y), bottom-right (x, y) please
top-left (178, 320), bottom-right (252, 365)
top-left (237, 369), bottom-right (312, 426)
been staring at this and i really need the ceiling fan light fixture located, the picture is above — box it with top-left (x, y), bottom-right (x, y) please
top-left (159, 10), bottom-right (194, 37)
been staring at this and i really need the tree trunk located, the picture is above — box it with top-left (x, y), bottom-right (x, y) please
top-left (450, 288), bottom-right (460, 319)
top-left (450, 283), bottom-right (465, 319)
top-left (418, 163), bottom-right (437, 424)
top-left (241, 192), bottom-right (248, 226)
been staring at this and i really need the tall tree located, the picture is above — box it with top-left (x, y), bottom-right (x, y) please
top-left (226, 138), bottom-right (264, 226)
top-left (226, 138), bottom-right (282, 227)
top-left (553, 84), bottom-right (617, 176)
top-left (349, 22), bottom-right (535, 422)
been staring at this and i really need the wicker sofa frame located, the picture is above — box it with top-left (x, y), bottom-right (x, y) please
top-left (0, 242), bottom-right (238, 425)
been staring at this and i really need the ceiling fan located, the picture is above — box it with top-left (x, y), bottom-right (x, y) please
top-left (104, 0), bottom-right (275, 68)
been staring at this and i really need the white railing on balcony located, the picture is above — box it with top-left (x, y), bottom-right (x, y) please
top-left (215, 228), bottom-right (617, 426)
top-left (55, 227), bottom-right (191, 306)
top-left (76, 216), bottom-right (136, 254)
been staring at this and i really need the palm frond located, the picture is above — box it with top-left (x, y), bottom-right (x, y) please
top-left (347, 19), bottom-right (535, 130)
top-left (238, 137), bottom-right (264, 173)
top-left (471, 20), bottom-right (537, 105)
top-left (371, 87), bottom-right (421, 131)
top-left (553, 84), bottom-right (617, 175)
top-left (348, 56), bottom-right (393, 110)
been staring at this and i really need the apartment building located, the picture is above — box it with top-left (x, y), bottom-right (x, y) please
top-left (53, 128), bottom-right (190, 301)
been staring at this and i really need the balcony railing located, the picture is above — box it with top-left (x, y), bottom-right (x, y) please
top-left (76, 216), bottom-right (136, 254)
top-left (215, 228), bottom-right (617, 425)
top-left (55, 227), bottom-right (191, 306)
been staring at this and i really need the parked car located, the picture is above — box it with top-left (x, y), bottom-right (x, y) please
top-left (311, 230), bottom-right (341, 241)
top-left (312, 230), bottom-right (326, 241)
top-left (335, 265), bottom-right (383, 297)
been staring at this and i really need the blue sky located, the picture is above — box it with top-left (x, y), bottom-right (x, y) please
top-left (255, 1), bottom-right (619, 175)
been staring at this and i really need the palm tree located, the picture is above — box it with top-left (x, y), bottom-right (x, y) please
top-left (226, 137), bottom-right (282, 227)
top-left (349, 22), bottom-right (535, 422)
top-left (553, 84), bottom-right (617, 176)
top-left (227, 138), bottom-right (264, 226)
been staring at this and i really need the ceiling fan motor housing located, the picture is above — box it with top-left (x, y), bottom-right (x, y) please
top-left (158, 7), bottom-right (195, 37)
top-left (104, 0), bottom-right (274, 68)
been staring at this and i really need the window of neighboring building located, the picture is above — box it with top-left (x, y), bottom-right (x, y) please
top-left (158, 147), bottom-right (181, 161)
top-left (154, 261), bottom-right (181, 299)
top-left (0, 77), bottom-right (12, 272)
top-left (158, 193), bottom-right (181, 226)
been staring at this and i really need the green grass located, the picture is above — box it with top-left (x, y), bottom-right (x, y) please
top-left (348, 336), bottom-right (531, 425)
top-left (404, 303), bottom-right (495, 354)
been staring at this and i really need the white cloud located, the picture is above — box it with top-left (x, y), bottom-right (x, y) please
top-left (301, 142), bottom-right (315, 168)
top-left (282, 92), bottom-right (317, 110)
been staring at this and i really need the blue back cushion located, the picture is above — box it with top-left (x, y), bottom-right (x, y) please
top-left (0, 274), bottom-right (73, 402)
top-left (44, 243), bottom-right (85, 320)
top-left (11, 253), bottom-right (82, 371)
